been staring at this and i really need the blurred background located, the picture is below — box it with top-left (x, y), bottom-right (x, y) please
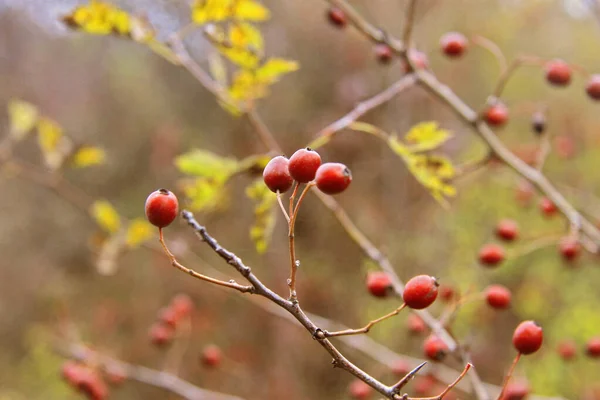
top-left (1, 0), bottom-right (600, 399)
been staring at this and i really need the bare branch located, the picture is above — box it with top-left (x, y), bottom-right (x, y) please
top-left (324, 303), bottom-right (406, 337)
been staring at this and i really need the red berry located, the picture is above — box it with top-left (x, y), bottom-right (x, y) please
top-left (403, 275), bottom-right (439, 309)
top-left (391, 359), bottom-right (410, 376)
top-left (484, 284), bottom-right (511, 309)
top-left (401, 50), bottom-right (429, 72)
top-left (439, 284), bottom-right (455, 302)
top-left (531, 111), bottom-right (546, 135)
top-left (288, 148), bottom-right (321, 183)
top-left (500, 380), bottom-right (530, 400)
top-left (545, 59), bottom-right (571, 86)
top-left (496, 219), bottom-right (519, 241)
top-left (512, 320), bottom-right (543, 355)
top-left (158, 307), bottom-right (179, 328)
top-left (171, 293), bottom-right (194, 319)
top-left (327, 7), bottom-right (347, 28)
top-left (62, 361), bottom-right (83, 384)
top-left (315, 162), bottom-right (352, 195)
top-left (557, 339), bottom-right (577, 361)
top-left (478, 243), bottom-right (505, 267)
top-left (75, 367), bottom-right (109, 400)
top-left (484, 102), bottom-right (509, 127)
top-left (586, 337), bottom-right (600, 358)
top-left (201, 344), bottom-right (222, 367)
top-left (539, 197), bottom-right (557, 216)
top-left (374, 43), bottom-right (393, 64)
top-left (440, 32), bottom-right (467, 57)
top-left (585, 74), bottom-right (600, 100)
top-left (407, 313), bottom-right (427, 335)
top-left (559, 237), bottom-right (580, 261)
top-left (149, 323), bottom-right (174, 347)
top-left (145, 189), bottom-right (179, 228)
top-left (349, 379), bottom-right (372, 400)
top-left (263, 156), bottom-right (293, 193)
top-left (366, 271), bottom-right (392, 298)
top-left (423, 335), bottom-right (448, 361)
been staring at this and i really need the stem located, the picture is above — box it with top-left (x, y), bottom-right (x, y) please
top-left (324, 303), bottom-right (406, 337)
top-left (276, 192), bottom-right (290, 223)
top-left (287, 183), bottom-right (314, 301)
top-left (496, 353), bottom-right (521, 400)
top-left (421, 363), bottom-right (473, 400)
top-left (471, 35), bottom-right (508, 73)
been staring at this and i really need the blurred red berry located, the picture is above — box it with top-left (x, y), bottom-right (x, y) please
top-left (500, 380), bottom-right (530, 400)
top-left (485, 284), bottom-right (511, 309)
top-left (559, 237), bottom-right (580, 261)
top-left (423, 335), bottom-right (448, 361)
top-left (171, 293), bottom-right (194, 319)
top-left (407, 313), bottom-right (427, 335)
top-left (366, 271), bottom-right (392, 298)
top-left (374, 43), bottom-right (393, 64)
top-left (557, 339), bottom-right (577, 361)
top-left (496, 219), bottom-right (519, 241)
top-left (585, 74), bottom-right (600, 100)
top-left (439, 284), bottom-right (456, 302)
top-left (201, 344), bottom-right (222, 367)
top-left (440, 32), bottom-right (468, 57)
top-left (545, 59), bottom-right (571, 86)
top-left (484, 103), bottom-right (509, 127)
top-left (149, 323), bottom-right (174, 347)
top-left (539, 197), bottom-right (557, 216)
top-left (158, 307), bottom-right (179, 328)
top-left (478, 243), bottom-right (505, 267)
top-left (586, 337), bottom-right (600, 358)
top-left (349, 379), bottom-right (372, 400)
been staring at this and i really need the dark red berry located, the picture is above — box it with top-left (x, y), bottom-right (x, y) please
top-left (559, 237), bottom-right (580, 261)
top-left (557, 339), bottom-right (577, 361)
top-left (201, 344), bottom-right (222, 367)
top-left (539, 197), bottom-right (557, 216)
top-left (423, 335), bottom-right (448, 361)
top-left (288, 148), bottom-right (321, 183)
top-left (478, 243), bottom-right (505, 267)
top-left (586, 337), bottom-right (600, 358)
top-left (366, 271), bottom-right (392, 298)
top-left (349, 379), bottom-right (372, 400)
top-left (374, 43), bottom-right (393, 64)
top-left (585, 74), bottom-right (600, 100)
top-left (439, 284), bottom-right (455, 302)
top-left (327, 7), bottom-right (347, 28)
top-left (145, 189), bottom-right (179, 228)
top-left (485, 284), bottom-right (511, 309)
top-left (500, 380), bottom-right (530, 400)
top-left (531, 112), bottom-right (546, 135)
top-left (440, 32), bottom-right (467, 57)
top-left (407, 313), bottom-right (427, 335)
top-left (263, 156), bottom-right (293, 193)
top-left (158, 307), bottom-right (179, 328)
top-left (403, 275), bottom-right (439, 309)
top-left (149, 323), bottom-right (174, 347)
top-left (496, 219), bottom-right (519, 241)
top-left (484, 102), bottom-right (509, 127)
top-left (512, 320), bottom-right (543, 355)
top-left (315, 162), bottom-right (352, 194)
top-left (545, 59), bottom-right (571, 86)
top-left (171, 293), bottom-right (194, 319)
top-left (391, 359), bottom-right (410, 376)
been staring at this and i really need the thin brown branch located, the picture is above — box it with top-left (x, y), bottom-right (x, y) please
top-left (287, 183), bottom-right (314, 301)
top-left (490, 56), bottom-right (543, 100)
top-left (471, 35), bottom-right (507, 73)
top-left (496, 353), bottom-right (521, 400)
top-left (324, 303), bottom-right (406, 337)
top-left (418, 363), bottom-right (473, 400)
top-left (401, 0), bottom-right (418, 50)
top-left (246, 110), bottom-right (283, 154)
top-left (391, 361), bottom-right (428, 393)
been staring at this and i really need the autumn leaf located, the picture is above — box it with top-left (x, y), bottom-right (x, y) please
top-left (72, 146), bottom-right (106, 168)
top-left (90, 200), bottom-right (121, 233)
top-left (404, 121), bottom-right (452, 152)
top-left (8, 99), bottom-right (38, 140)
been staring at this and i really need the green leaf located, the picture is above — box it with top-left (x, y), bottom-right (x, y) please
top-left (8, 99), bottom-right (38, 140)
top-left (404, 121), bottom-right (452, 152)
top-left (246, 179), bottom-right (277, 253)
top-left (174, 149), bottom-right (238, 180)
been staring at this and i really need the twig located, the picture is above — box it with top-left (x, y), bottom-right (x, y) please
top-left (401, 0), bottom-right (418, 51)
top-left (471, 35), bottom-right (507, 73)
top-left (324, 303), bottom-right (406, 337)
top-left (390, 362), bottom-right (428, 393)
top-left (496, 353), bottom-right (521, 400)
top-left (420, 363), bottom-right (473, 400)
top-left (247, 110), bottom-right (283, 154)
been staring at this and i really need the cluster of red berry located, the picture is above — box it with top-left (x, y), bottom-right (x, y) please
top-left (149, 293), bottom-right (194, 346)
top-left (61, 359), bottom-right (126, 400)
top-left (263, 148), bottom-right (352, 195)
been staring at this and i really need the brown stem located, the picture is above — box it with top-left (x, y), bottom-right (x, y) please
top-left (496, 353), bottom-right (521, 400)
top-left (471, 35), bottom-right (507, 73)
top-left (419, 363), bottom-right (473, 400)
top-left (287, 183), bottom-right (314, 301)
top-left (324, 303), bottom-right (406, 337)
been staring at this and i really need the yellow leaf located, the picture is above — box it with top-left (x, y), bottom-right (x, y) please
top-left (404, 121), bottom-right (452, 152)
top-left (37, 118), bottom-right (73, 170)
top-left (182, 178), bottom-right (229, 212)
top-left (72, 146), bottom-right (106, 168)
top-left (175, 149), bottom-right (238, 179)
top-left (256, 57), bottom-right (299, 84)
top-left (229, 22), bottom-right (264, 53)
top-left (234, 0), bottom-right (270, 21)
top-left (191, 0), bottom-right (233, 25)
top-left (246, 179), bottom-right (277, 253)
top-left (8, 100), bottom-right (38, 140)
top-left (126, 218), bottom-right (154, 248)
top-left (228, 69), bottom-right (261, 101)
top-left (62, 1), bottom-right (132, 36)
top-left (218, 45), bottom-right (260, 69)
top-left (90, 200), bottom-right (121, 233)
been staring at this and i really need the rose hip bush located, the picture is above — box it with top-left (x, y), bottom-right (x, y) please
top-left (1, 1), bottom-right (600, 400)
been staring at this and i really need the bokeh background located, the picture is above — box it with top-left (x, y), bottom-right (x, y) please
top-left (1, 0), bottom-right (600, 399)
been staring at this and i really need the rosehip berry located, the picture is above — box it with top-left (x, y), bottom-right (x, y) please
top-left (478, 243), bottom-right (505, 267)
top-left (401, 50), bottom-right (429, 72)
top-left (559, 237), bottom-right (580, 261)
top-left (263, 156), bottom-right (293, 193)
top-left (407, 313), bottom-right (427, 335)
top-left (288, 148), bottom-right (321, 183)
top-left (496, 219), bottom-right (519, 241)
top-left (349, 379), bottom-right (372, 400)
top-left (145, 189), bottom-right (179, 228)
top-left (366, 271), bottom-right (392, 298)
top-left (327, 7), bottom-right (347, 28)
top-left (500, 381), bottom-right (530, 400)
top-left (171, 293), bottom-right (194, 319)
top-left (439, 284), bottom-right (456, 302)
top-left (403, 275), bottom-right (439, 309)
top-left (158, 307), bottom-right (179, 328)
top-left (440, 32), bottom-right (467, 57)
top-left (585, 74), bottom-right (600, 100)
top-left (512, 320), bottom-right (543, 355)
top-left (557, 339), bottom-right (577, 361)
top-left (539, 197), bottom-right (557, 216)
top-left (391, 359), bottom-right (410, 376)
top-left (149, 323), bottom-right (174, 347)
top-left (201, 344), bottom-right (222, 367)
top-left (531, 112), bottom-right (546, 135)
top-left (315, 162), bottom-right (352, 195)
top-left (423, 335), bottom-right (448, 361)
top-left (484, 284), bottom-right (511, 309)
top-left (374, 43), bottom-right (393, 64)
top-left (484, 102), bottom-right (509, 127)
top-left (586, 337), bottom-right (600, 358)
top-left (545, 59), bottom-right (571, 86)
